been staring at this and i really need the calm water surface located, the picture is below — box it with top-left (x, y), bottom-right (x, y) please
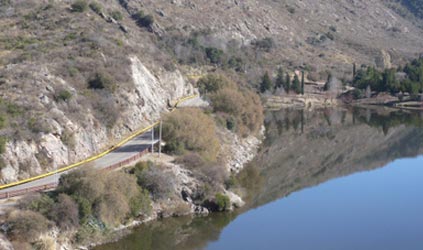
top-left (96, 108), bottom-right (423, 250)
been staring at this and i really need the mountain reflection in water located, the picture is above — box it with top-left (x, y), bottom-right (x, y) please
top-left (94, 107), bottom-right (423, 250)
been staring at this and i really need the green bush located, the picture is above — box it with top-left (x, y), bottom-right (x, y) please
top-left (226, 116), bottom-right (237, 131)
top-left (110, 10), bottom-right (123, 21)
top-left (58, 169), bottom-right (151, 227)
top-left (89, 2), bottom-right (102, 14)
top-left (0, 136), bottom-right (7, 154)
top-left (227, 57), bottom-right (244, 72)
top-left (129, 189), bottom-right (152, 217)
top-left (134, 11), bottom-right (154, 28)
top-left (72, 196), bottom-right (92, 224)
top-left (88, 71), bottom-right (115, 91)
top-left (253, 37), bottom-right (274, 52)
top-left (205, 47), bottom-right (224, 64)
top-left (6, 102), bottom-right (23, 116)
top-left (56, 90), bottom-right (72, 102)
top-left (0, 115), bottom-right (5, 129)
top-left (18, 194), bottom-right (54, 217)
top-left (215, 193), bottom-right (230, 211)
top-left (71, 0), bottom-right (88, 13)
top-left (197, 74), bottom-right (232, 95)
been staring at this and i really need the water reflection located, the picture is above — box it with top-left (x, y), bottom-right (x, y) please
top-left (95, 107), bottom-right (423, 250)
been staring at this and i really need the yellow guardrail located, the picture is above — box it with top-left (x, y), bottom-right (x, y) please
top-left (0, 94), bottom-right (199, 190)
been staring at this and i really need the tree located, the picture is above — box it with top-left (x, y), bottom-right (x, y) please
top-left (301, 71), bottom-right (305, 95)
top-left (324, 73), bottom-right (332, 91)
top-left (291, 74), bottom-right (301, 94)
top-left (275, 67), bottom-right (285, 90)
top-left (260, 72), bottom-right (273, 93)
top-left (284, 73), bottom-right (291, 93)
top-left (353, 63), bottom-right (357, 78)
top-left (382, 69), bottom-right (398, 94)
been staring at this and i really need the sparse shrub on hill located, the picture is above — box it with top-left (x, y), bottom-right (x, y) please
top-left (56, 90), bottom-right (72, 102)
top-left (71, 0), bottom-right (88, 13)
top-left (89, 2), bottom-right (102, 14)
top-left (110, 10), bottom-right (123, 21)
top-left (0, 136), bottom-right (6, 154)
top-left (134, 10), bottom-right (154, 28)
top-left (88, 71), bottom-right (116, 92)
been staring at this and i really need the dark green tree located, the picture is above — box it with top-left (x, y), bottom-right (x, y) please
top-left (324, 73), bottom-right (332, 91)
top-left (292, 74), bottom-right (301, 94)
top-left (285, 73), bottom-right (291, 93)
top-left (382, 69), bottom-right (398, 94)
top-left (205, 47), bottom-right (224, 65)
top-left (275, 67), bottom-right (285, 90)
top-left (301, 71), bottom-right (305, 95)
top-left (353, 63), bottom-right (356, 78)
top-left (260, 72), bottom-right (273, 93)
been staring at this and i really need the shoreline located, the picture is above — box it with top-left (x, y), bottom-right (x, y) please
top-left (84, 129), bottom-right (264, 250)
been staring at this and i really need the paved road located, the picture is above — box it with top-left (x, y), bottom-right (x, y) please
top-left (0, 129), bottom-right (159, 194)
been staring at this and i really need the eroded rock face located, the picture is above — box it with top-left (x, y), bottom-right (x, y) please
top-left (0, 233), bottom-right (13, 250)
top-left (0, 57), bottom-right (194, 183)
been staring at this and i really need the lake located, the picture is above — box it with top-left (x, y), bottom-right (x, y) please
top-left (95, 107), bottom-right (423, 250)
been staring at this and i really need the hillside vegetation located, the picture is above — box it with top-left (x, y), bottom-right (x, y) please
top-left (0, 0), bottom-right (423, 186)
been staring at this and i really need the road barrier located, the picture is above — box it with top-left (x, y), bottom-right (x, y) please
top-left (0, 94), bottom-right (198, 197)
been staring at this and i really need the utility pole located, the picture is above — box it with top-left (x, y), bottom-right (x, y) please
top-left (159, 121), bottom-right (162, 157)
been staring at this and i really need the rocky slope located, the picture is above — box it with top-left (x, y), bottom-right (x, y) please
top-left (0, 1), bottom-right (196, 183)
top-left (1, 0), bottom-right (423, 183)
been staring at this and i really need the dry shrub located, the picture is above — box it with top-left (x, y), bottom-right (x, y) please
top-left (199, 74), bottom-right (264, 137)
top-left (163, 108), bottom-right (219, 161)
top-left (33, 235), bottom-right (55, 250)
top-left (58, 168), bottom-right (151, 227)
top-left (18, 193), bottom-right (54, 217)
top-left (210, 87), bottom-right (263, 137)
top-left (11, 241), bottom-right (32, 250)
top-left (50, 193), bottom-right (79, 230)
top-left (58, 168), bottom-right (107, 204)
top-left (95, 190), bottom-right (130, 226)
top-left (168, 201), bottom-right (192, 216)
top-left (136, 165), bottom-right (175, 200)
top-left (6, 210), bottom-right (50, 242)
top-left (175, 152), bottom-right (205, 169)
top-left (198, 163), bottom-right (228, 186)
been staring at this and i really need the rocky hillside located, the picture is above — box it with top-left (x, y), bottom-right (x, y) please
top-left (0, 0), bottom-right (195, 183)
top-left (1, 0), bottom-right (423, 183)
